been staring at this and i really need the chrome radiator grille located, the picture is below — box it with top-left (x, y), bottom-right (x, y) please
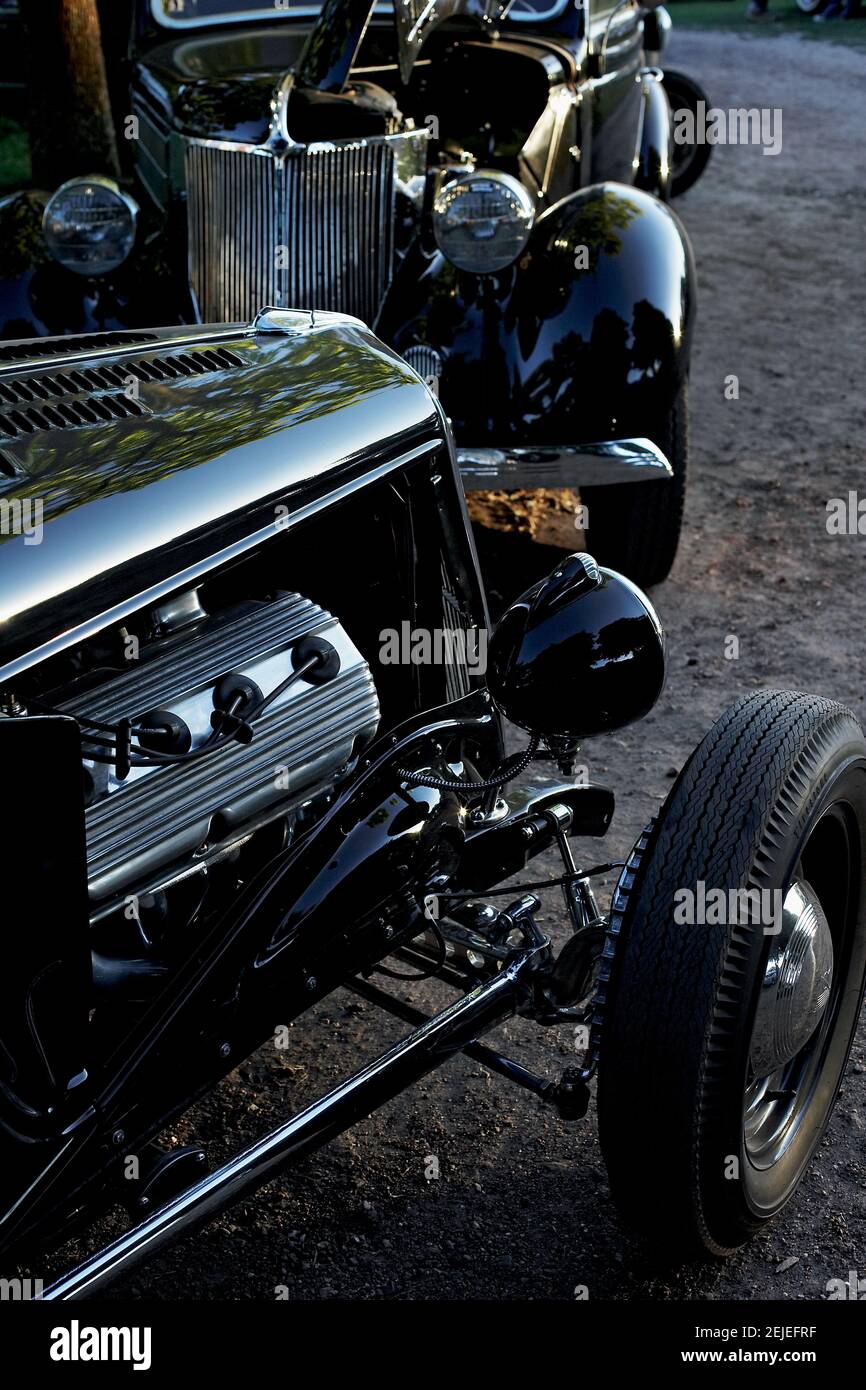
top-left (185, 140), bottom-right (397, 327)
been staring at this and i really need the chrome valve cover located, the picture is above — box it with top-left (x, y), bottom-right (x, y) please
top-left (60, 592), bottom-right (380, 904)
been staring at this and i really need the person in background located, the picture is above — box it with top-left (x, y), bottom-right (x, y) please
top-left (814, 0), bottom-right (861, 18)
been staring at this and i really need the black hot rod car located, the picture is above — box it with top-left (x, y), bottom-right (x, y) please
top-left (0, 310), bottom-right (864, 1296)
top-left (0, 0), bottom-right (710, 587)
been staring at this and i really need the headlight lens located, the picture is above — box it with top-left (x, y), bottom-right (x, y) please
top-left (43, 177), bottom-right (138, 277)
top-left (432, 171), bottom-right (535, 274)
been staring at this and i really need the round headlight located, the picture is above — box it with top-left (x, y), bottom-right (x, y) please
top-left (43, 176), bottom-right (138, 277)
top-left (432, 170), bottom-right (535, 274)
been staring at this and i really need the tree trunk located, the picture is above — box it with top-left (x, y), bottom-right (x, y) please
top-left (20, 0), bottom-right (120, 190)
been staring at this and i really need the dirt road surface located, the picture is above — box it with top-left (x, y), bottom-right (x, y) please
top-left (45, 29), bottom-right (866, 1301)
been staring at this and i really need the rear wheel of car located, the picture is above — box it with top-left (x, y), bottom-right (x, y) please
top-left (581, 380), bottom-right (687, 590)
top-left (595, 690), bottom-right (866, 1255)
top-left (663, 70), bottom-right (714, 198)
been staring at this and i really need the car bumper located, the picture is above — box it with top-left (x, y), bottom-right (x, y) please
top-left (456, 438), bottom-right (673, 491)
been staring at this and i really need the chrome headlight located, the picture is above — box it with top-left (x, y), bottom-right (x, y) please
top-left (43, 176), bottom-right (138, 277)
top-left (432, 171), bottom-right (535, 274)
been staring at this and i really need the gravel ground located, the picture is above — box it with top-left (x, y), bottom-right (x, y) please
top-left (43, 28), bottom-right (866, 1302)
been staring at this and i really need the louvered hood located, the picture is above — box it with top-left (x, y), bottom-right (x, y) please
top-left (0, 343), bottom-right (245, 442)
top-left (0, 312), bottom-right (442, 683)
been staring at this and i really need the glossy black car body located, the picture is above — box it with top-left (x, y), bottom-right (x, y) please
top-left (0, 0), bottom-right (704, 585)
top-left (1, 312), bottom-right (862, 1295)
top-left (0, 309), bottom-right (659, 1291)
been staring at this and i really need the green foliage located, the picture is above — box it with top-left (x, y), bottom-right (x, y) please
top-left (669, 0), bottom-right (866, 49)
top-left (0, 117), bottom-right (31, 194)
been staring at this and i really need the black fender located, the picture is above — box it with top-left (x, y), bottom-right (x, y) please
top-left (634, 69), bottom-right (672, 202)
top-left (0, 189), bottom-right (188, 341)
top-left (379, 181), bottom-right (696, 448)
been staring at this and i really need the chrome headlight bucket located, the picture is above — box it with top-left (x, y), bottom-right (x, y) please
top-left (432, 170), bottom-right (535, 274)
top-left (43, 176), bottom-right (138, 277)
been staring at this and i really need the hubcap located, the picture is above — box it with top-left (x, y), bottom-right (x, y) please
top-left (749, 880), bottom-right (834, 1077)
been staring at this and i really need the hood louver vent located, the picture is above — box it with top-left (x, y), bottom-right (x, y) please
top-left (0, 331), bottom-right (160, 363)
top-left (0, 346), bottom-right (244, 412)
top-left (0, 393), bottom-right (151, 440)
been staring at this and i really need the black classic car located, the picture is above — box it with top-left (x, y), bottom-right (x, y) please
top-left (0, 312), bottom-right (864, 1295)
top-left (0, 0), bottom-right (708, 587)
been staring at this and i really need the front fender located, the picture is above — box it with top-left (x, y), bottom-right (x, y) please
top-left (634, 69), bottom-right (672, 201)
top-left (379, 182), bottom-right (696, 448)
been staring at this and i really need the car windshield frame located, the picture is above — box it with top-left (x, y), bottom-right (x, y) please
top-left (149, 0), bottom-right (572, 32)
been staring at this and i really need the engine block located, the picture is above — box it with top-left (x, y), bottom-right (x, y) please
top-left (60, 592), bottom-right (380, 905)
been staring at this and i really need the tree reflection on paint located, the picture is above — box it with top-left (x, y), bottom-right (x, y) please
top-left (3, 326), bottom-right (420, 528)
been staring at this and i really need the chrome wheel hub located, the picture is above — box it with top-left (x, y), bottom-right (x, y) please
top-left (749, 880), bottom-right (834, 1077)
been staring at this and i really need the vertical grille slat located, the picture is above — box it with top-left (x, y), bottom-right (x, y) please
top-left (185, 140), bottom-right (398, 327)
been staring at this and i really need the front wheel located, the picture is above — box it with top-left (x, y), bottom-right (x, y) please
top-left (596, 690), bottom-right (866, 1255)
top-left (581, 380), bottom-right (687, 589)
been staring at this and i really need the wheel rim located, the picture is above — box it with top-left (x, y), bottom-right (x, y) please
top-left (742, 804), bottom-right (855, 1172)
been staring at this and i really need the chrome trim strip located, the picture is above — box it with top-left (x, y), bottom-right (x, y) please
top-left (457, 439), bottom-right (673, 490)
top-left (541, 86), bottom-right (577, 197)
top-left (270, 71), bottom-right (299, 150)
